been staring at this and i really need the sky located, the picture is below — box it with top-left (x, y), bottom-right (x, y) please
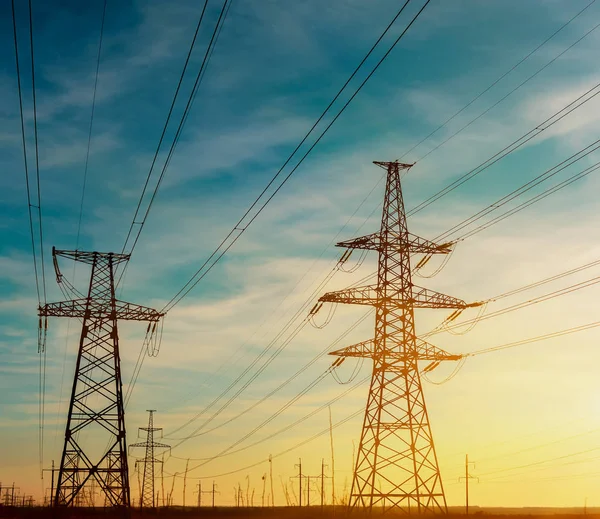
top-left (1, 0), bottom-right (600, 509)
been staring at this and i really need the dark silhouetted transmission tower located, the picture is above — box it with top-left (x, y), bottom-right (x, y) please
top-left (39, 248), bottom-right (163, 507)
top-left (130, 410), bottom-right (170, 508)
top-left (319, 162), bottom-right (479, 514)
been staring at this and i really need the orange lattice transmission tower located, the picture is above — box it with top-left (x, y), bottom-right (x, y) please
top-left (319, 161), bottom-right (479, 514)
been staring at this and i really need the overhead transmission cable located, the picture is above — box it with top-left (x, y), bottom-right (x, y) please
top-left (119, 0), bottom-right (233, 266)
top-left (137, 2), bottom-right (600, 432)
top-left (406, 81), bottom-right (600, 218)
top-left (166, 408), bottom-right (364, 480)
top-left (166, 314), bottom-right (600, 479)
top-left (162, 0), bottom-right (436, 433)
top-left (166, 309), bottom-right (372, 443)
top-left (158, 4), bottom-right (600, 460)
top-left (165, 142), bottom-right (600, 443)
top-left (435, 139), bottom-right (600, 242)
top-left (75, 0), bottom-right (108, 250)
top-left (160, 0), bottom-right (433, 314)
top-left (395, 0), bottom-right (596, 162)
top-left (166, 143), bottom-right (600, 450)
top-left (12, 0), bottom-right (47, 479)
top-left (413, 15), bottom-right (600, 164)
top-left (168, 375), bottom-right (368, 461)
top-left (119, 0), bottom-right (209, 258)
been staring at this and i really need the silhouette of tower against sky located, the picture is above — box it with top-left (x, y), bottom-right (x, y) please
top-left (39, 249), bottom-right (163, 507)
top-left (319, 161), bottom-right (479, 513)
top-left (130, 410), bottom-right (170, 508)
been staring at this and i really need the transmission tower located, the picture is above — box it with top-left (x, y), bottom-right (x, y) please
top-left (319, 161), bottom-right (479, 514)
top-left (130, 410), bottom-right (170, 508)
top-left (39, 248), bottom-right (163, 507)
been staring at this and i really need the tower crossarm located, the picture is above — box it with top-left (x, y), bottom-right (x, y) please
top-left (319, 284), bottom-right (480, 309)
top-left (319, 285), bottom-right (378, 306)
top-left (39, 299), bottom-right (163, 322)
top-left (336, 232), bottom-right (452, 255)
top-left (411, 285), bottom-right (479, 309)
top-left (129, 441), bottom-right (170, 450)
top-left (53, 248), bottom-right (130, 265)
top-left (329, 338), bottom-right (461, 361)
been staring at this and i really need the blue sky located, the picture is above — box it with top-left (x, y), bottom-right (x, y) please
top-left (2, 0), bottom-right (600, 507)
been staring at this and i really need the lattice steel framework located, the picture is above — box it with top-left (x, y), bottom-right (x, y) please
top-left (39, 248), bottom-right (163, 507)
top-left (130, 410), bottom-right (170, 508)
top-left (319, 162), bottom-right (478, 514)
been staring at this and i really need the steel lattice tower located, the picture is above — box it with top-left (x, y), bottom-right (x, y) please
top-left (39, 248), bottom-right (163, 507)
top-left (130, 410), bottom-right (170, 508)
top-left (319, 162), bottom-right (478, 514)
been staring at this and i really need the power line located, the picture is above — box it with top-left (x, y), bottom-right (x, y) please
top-left (456, 159), bottom-right (600, 241)
top-left (395, 0), bottom-right (596, 163)
top-left (160, 0), bottom-right (433, 313)
top-left (166, 309), bottom-right (372, 444)
top-left (406, 81), bottom-right (600, 218)
top-left (120, 0), bottom-right (229, 262)
top-left (11, 0), bottom-right (40, 305)
top-left (466, 319), bottom-right (600, 358)
top-left (413, 16), bottom-right (600, 164)
top-left (28, 0), bottom-right (46, 306)
top-left (167, 408), bottom-right (364, 480)
top-left (169, 375), bottom-right (367, 461)
top-left (75, 0), bottom-right (108, 250)
top-left (436, 140), bottom-right (600, 241)
top-left (164, 145), bottom-right (600, 445)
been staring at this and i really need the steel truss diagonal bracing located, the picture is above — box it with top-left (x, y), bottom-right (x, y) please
top-left (39, 248), bottom-right (163, 507)
top-left (319, 161), bottom-right (478, 514)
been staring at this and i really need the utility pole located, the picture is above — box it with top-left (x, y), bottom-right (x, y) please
top-left (11, 484), bottom-right (20, 507)
top-left (291, 459), bottom-right (303, 507)
top-left (195, 482), bottom-right (201, 507)
top-left (42, 460), bottom-right (56, 507)
top-left (205, 481), bottom-right (219, 509)
top-left (40, 248), bottom-right (163, 507)
top-left (269, 454), bottom-right (274, 507)
top-left (129, 410), bottom-right (170, 508)
top-left (459, 455), bottom-right (478, 515)
top-left (318, 161), bottom-right (479, 514)
top-left (183, 458), bottom-right (190, 507)
top-left (319, 459), bottom-right (330, 510)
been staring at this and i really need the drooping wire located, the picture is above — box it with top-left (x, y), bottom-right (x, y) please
top-left (413, 245), bottom-right (455, 279)
top-left (160, 0), bottom-right (433, 314)
top-left (443, 301), bottom-right (487, 336)
top-left (422, 356), bottom-right (467, 385)
top-left (338, 249), bottom-right (369, 274)
top-left (309, 303), bottom-right (337, 329)
top-left (331, 356), bottom-right (365, 385)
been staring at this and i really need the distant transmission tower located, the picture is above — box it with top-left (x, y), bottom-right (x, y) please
top-left (319, 161), bottom-right (479, 513)
top-left (130, 410), bottom-right (170, 508)
top-left (40, 249), bottom-right (163, 507)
